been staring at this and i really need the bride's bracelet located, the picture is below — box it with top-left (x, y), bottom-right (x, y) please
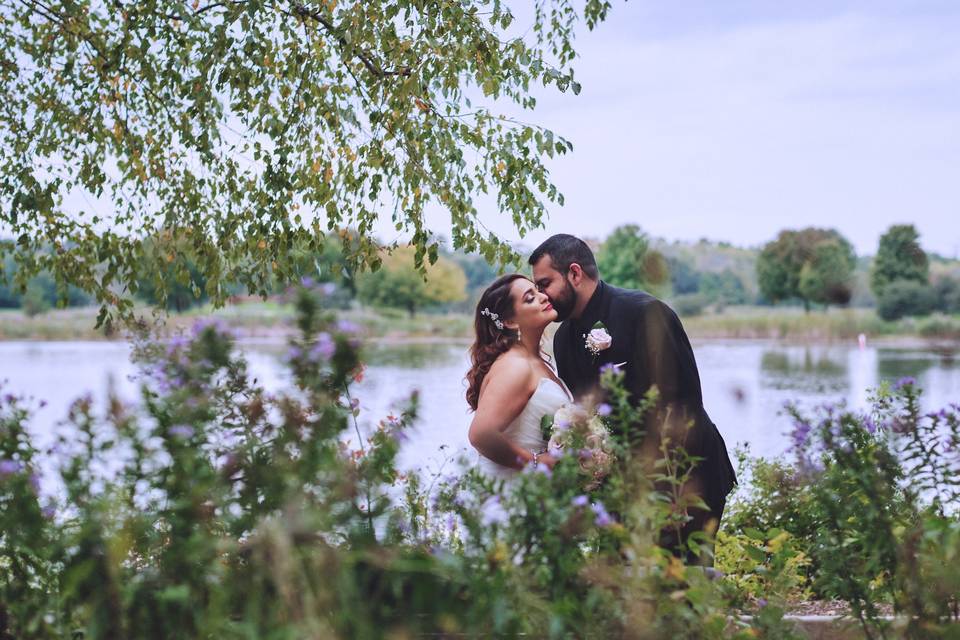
top-left (531, 450), bottom-right (540, 466)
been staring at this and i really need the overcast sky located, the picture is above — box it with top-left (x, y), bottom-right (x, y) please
top-left (405, 0), bottom-right (960, 257)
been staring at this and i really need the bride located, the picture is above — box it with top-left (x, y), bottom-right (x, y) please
top-left (465, 274), bottom-right (572, 478)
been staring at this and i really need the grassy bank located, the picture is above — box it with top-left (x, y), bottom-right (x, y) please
top-left (0, 302), bottom-right (476, 342)
top-left (3, 302), bottom-right (959, 343)
top-left (0, 307), bottom-right (114, 341)
top-left (683, 305), bottom-right (960, 342)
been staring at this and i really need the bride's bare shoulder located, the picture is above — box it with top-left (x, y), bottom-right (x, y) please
top-left (483, 351), bottom-right (535, 391)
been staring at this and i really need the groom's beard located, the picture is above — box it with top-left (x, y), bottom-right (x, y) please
top-left (550, 281), bottom-right (577, 322)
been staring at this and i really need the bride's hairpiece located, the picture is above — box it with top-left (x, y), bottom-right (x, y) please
top-left (480, 307), bottom-right (504, 330)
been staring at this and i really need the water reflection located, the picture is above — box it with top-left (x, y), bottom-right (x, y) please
top-left (363, 341), bottom-right (468, 368)
top-left (876, 349), bottom-right (941, 382)
top-left (2, 340), bottom-right (959, 475)
top-left (760, 347), bottom-right (848, 393)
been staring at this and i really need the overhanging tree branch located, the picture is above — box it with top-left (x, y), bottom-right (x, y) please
top-left (291, 3), bottom-right (414, 79)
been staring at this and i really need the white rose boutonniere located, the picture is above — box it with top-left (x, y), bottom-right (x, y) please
top-left (584, 321), bottom-right (612, 357)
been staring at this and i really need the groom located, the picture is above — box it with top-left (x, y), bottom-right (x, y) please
top-left (530, 234), bottom-right (736, 563)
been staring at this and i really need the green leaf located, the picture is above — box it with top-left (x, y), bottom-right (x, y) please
top-left (540, 414), bottom-right (554, 441)
top-left (745, 546), bottom-right (767, 563)
top-left (744, 527), bottom-right (766, 541)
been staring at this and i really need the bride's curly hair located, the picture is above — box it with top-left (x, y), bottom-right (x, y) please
top-left (465, 273), bottom-right (527, 411)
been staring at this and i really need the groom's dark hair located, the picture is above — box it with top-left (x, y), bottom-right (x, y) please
top-left (528, 234), bottom-right (599, 280)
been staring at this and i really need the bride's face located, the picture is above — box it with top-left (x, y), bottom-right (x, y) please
top-left (508, 278), bottom-right (558, 332)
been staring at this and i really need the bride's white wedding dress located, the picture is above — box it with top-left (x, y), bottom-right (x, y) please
top-left (478, 376), bottom-right (573, 481)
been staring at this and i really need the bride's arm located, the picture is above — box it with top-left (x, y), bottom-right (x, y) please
top-left (468, 358), bottom-right (537, 470)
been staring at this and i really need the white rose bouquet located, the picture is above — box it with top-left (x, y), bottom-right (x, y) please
top-left (545, 403), bottom-right (615, 489)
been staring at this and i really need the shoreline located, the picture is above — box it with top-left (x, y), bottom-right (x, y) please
top-left (2, 305), bottom-right (959, 350)
top-left (1, 328), bottom-right (957, 353)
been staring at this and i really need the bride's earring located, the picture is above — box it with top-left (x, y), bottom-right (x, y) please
top-left (517, 326), bottom-right (522, 342)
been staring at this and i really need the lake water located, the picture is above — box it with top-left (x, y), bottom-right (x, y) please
top-left (2, 340), bottom-right (958, 484)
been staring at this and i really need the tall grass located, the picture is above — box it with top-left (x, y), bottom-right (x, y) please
top-left (681, 306), bottom-right (951, 341)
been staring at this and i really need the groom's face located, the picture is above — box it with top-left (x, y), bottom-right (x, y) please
top-left (532, 256), bottom-right (577, 322)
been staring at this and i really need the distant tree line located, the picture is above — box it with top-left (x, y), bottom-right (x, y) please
top-left (593, 225), bottom-right (751, 317)
top-left (4, 224), bottom-right (958, 321)
top-left (591, 222), bottom-right (960, 321)
top-left (756, 228), bottom-right (857, 312)
top-left (0, 248), bottom-right (92, 316)
top-left (754, 223), bottom-right (960, 320)
top-left (869, 225), bottom-right (960, 320)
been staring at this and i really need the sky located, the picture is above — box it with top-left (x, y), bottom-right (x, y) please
top-left (402, 0), bottom-right (960, 257)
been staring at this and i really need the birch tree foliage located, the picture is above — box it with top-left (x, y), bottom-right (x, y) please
top-left (0, 0), bottom-right (613, 326)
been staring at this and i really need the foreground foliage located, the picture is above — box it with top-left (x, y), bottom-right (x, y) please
top-left (725, 379), bottom-right (960, 639)
top-left (1, 289), bottom-right (958, 638)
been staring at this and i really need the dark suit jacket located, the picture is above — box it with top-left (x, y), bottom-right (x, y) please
top-left (553, 280), bottom-right (736, 508)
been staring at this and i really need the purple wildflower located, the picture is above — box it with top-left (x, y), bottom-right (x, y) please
top-left (893, 376), bottom-right (917, 391)
top-left (863, 416), bottom-right (877, 434)
top-left (300, 276), bottom-right (315, 288)
top-left (350, 398), bottom-right (360, 411)
top-left (591, 501), bottom-right (614, 527)
top-left (169, 425), bottom-right (195, 439)
top-left (789, 420), bottom-right (813, 452)
top-left (704, 567), bottom-right (725, 581)
top-left (600, 362), bottom-right (624, 375)
top-left (571, 495), bottom-right (589, 507)
top-left (41, 503), bottom-right (56, 520)
top-left (597, 403), bottom-right (612, 417)
top-left (445, 513), bottom-right (456, 534)
top-left (321, 282), bottom-right (337, 296)
top-left (757, 598), bottom-right (768, 609)
top-left (286, 345), bottom-right (302, 361)
top-left (310, 332), bottom-right (336, 360)
top-left (523, 461), bottom-right (552, 478)
top-left (0, 459), bottom-right (23, 477)
top-left (797, 454), bottom-right (825, 477)
top-left (480, 495), bottom-right (509, 526)
top-left (191, 317), bottom-right (228, 338)
top-left (940, 435), bottom-right (953, 452)
top-left (165, 334), bottom-right (189, 356)
top-left (335, 319), bottom-right (360, 335)
top-left (891, 417), bottom-right (913, 435)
